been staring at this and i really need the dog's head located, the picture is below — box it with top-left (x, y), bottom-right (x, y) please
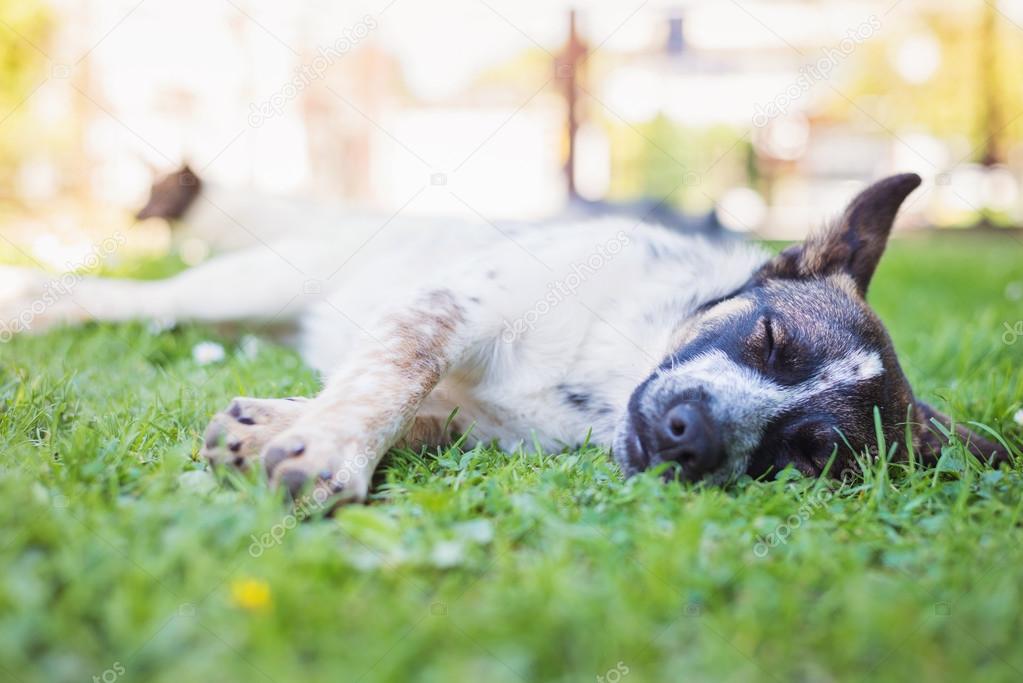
top-left (136, 164), bottom-right (202, 221)
top-left (614, 173), bottom-right (1010, 483)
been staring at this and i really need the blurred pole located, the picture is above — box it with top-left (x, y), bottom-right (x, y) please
top-left (556, 10), bottom-right (587, 202)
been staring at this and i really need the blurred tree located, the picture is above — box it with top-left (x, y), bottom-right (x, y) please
top-left (0, 0), bottom-right (51, 190)
top-left (838, 1), bottom-right (1023, 163)
top-left (604, 116), bottom-right (748, 211)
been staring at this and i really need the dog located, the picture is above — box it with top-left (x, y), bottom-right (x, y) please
top-left (1, 171), bottom-right (1012, 503)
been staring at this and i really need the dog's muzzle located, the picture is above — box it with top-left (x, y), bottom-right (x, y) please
top-left (617, 395), bottom-right (726, 482)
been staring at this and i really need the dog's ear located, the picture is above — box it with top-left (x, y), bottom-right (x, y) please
top-left (759, 173), bottom-right (922, 295)
top-left (912, 401), bottom-right (1012, 466)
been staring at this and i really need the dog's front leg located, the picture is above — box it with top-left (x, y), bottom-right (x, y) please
top-left (260, 288), bottom-right (485, 503)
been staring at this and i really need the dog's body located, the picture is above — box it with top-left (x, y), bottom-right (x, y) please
top-left (1, 172), bottom-right (1011, 502)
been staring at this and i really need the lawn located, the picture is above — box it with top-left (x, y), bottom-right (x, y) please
top-left (1, 234), bottom-right (1022, 683)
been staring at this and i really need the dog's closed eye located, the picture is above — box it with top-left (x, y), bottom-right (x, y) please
top-left (763, 317), bottom-right (778, 368)
top-left (749, 317), bottom-right (783, 370)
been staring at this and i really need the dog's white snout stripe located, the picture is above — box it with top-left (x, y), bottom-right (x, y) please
top-left (806, 349), bottom-right (884, 400)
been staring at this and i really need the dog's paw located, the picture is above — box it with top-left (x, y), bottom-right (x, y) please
top-left (201, 397), bottom-right (308, 468)
top-left (261, 427), bottom-right (371, 506)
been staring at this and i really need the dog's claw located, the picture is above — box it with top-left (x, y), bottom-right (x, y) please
top-left (204, 422), bottom-right (225, 450)
top-left (278, 470), bottom-right (309, 499)
top-left (264, 439), bottom-right (305, 475)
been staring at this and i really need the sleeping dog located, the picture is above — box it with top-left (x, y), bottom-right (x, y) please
top-left (1, 172), bottom-right (1011, 501)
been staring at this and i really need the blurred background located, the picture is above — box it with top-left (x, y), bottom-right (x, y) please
top-left (2, 0), bottom-right (1023, 267)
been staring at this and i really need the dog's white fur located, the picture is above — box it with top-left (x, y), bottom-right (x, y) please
top-left (1, 201), bottom-right (768, 500)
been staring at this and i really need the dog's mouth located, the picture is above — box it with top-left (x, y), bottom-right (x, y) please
top-left (612, 423), bottom-right (644, 478)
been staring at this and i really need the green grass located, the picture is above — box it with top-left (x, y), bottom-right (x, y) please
top-left (1, 235), bottom-right (1022, 683)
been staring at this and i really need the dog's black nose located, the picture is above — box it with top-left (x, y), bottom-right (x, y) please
top-left (654, 402), bottom-right (724, 477)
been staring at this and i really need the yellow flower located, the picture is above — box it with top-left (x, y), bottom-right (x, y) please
top-left (229, 578), bottom-right (271, 612)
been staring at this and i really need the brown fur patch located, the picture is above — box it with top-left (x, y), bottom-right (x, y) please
top-left (137, 165), bottom-right (202, 221)
top-left (305, 289), bottom-right (467, 444)
top-left (397, 415), bottom-right (453, 450)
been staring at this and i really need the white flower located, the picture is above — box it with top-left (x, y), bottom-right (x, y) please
top-left (146, 316), bottom-right (176, 334)
top-left (1014, 409), bottom-right (1023, 427)
top-left (430, 540), bottom-right (465, 568)
top-left (192, 341), bottom-right (226, 365)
